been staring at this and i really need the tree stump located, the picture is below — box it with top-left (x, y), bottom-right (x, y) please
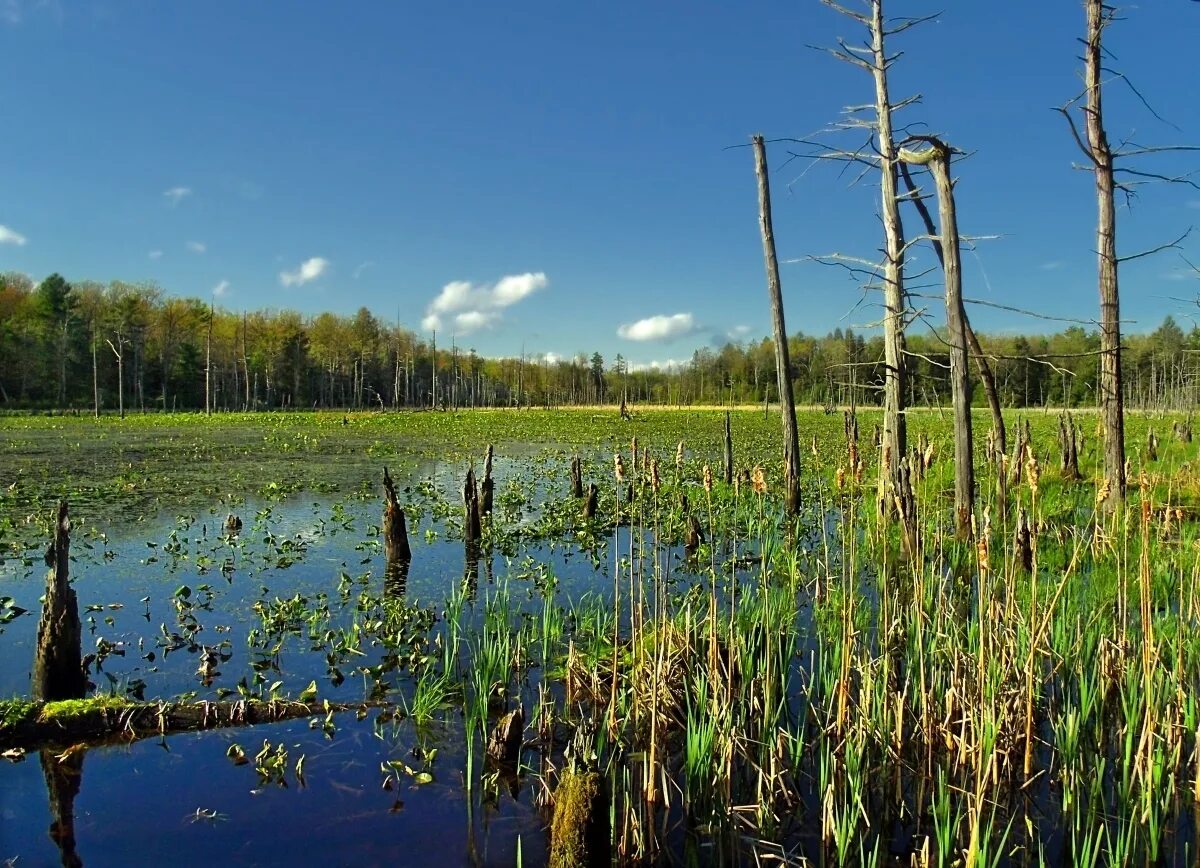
top-left (382, 467), bottom-right (411, 563)
top-left (570, 456), bottom-right (584, 499)
top-left (463, 467), bottom-right (481, 545)
top-left (33, 501), bottom-right (86, 702)
top-left (1014, 507), bottom-right (1033, 573)
top-left (582, 483), bottom-right (598, 520)
top-left (479, 445), bottom-right (495, 520)
top-left (1058, 413), bottom-right (1080, 481)
top-left (486, 705), bottom-right (524, 764)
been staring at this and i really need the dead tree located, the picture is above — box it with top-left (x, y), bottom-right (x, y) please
top-left (1057, 0), bottom-right (1198, 507)
top-left (1058, 414), bottom-right (1081, 480)
top-left (898, 137), bottom-right (974, 536)
top-left (382, 466), bottom-right (411, 563)
top-left (33, 501), bottom-right (86, 702)
top-left (570, 456), bottom-right (584, 499)
top-left (897, 160), bottom-right (1006, 455)
top-left (751, 134), bottom-right (802, 516)
top-left (817, 0), bottom-right (924, 520)
top-left (1014, 506), bottom-right (1033, 573)
top-left (722, 412), bottom-right (734, 485)
top-left (480, 445), bottom-right (495, 519)
top-left (463, 467), bottom-right (481, 546)
top-left (582, 483), bottom-right (598, 520)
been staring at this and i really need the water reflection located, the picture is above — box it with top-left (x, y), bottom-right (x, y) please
top-left (40, 747), bottom-right (85, 868)
top-left (384, 556), bottom-right (410, 597)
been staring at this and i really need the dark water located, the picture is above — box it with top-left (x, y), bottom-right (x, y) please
top-left (0, 456), bottom-right (710, 867)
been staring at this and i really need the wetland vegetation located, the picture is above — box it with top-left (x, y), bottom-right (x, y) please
top-left (3, 406), bottom-right (1200, 866)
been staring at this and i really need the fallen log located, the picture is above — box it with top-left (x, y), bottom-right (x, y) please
top-left (0, 696), bottom-right (387, 752)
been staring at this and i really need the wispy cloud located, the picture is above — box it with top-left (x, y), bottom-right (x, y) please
top-left (163, 186), bottom-right (192, 206)
top-left (0, 224), bottom-right (28, 246)
top-left (1039, 261), bottom-right (1064, 271)
top-left (352, 260), bottom-right (375, 279)
top-left (421, 272), bottom-right (548, 335)
top-left (1162, 267), bottom-right (1196, 282)
top-left (186, 240), bottom-right (206, 254)
top-left (1, 0), bottom-right (62, 25)
top-left (617, 313), bottom-right (697, 342)
top-left (1187, 199), bottom-right (1200, 210)
top-left (148, 249), bottom-right (163, 259)
top-left (280, 256), bottom-right (330, 287)
top-left (212, 280), bottom-right (230, 298)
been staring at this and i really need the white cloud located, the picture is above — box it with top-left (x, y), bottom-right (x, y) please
top-left (422, 271), bottom-right (548, 335)
top-left (1039, 261), bottom-right (1063, 271)
top-left (280, 256), bottom-right (330, 287)
top-left (617, 312), bottom-right (697, 342)
top-left (0, 224), bottom-right (27, 246)
top-left (543, 352), bottom-right (562, 365)
top-left (163, 186), bottom-right (192, 206)
top-left (212, 280), bottom-right (230, 298)
top-left (148, 249), bottom-right (163, 260)
top-left (628, 359), bottom-right (686, 373)
top-left (352, 260), bottom-right (375, 279)
top-left (186, 240), bottom-right (206, 254)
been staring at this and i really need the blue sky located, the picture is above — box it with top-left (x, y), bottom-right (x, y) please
top-left (2, 0), bottom-right (1199, 367)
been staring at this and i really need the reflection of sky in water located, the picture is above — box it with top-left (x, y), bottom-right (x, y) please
top-left (0, 715), bottom-right (548, 868)
top-left (0, 450), bottom-right (766, 867)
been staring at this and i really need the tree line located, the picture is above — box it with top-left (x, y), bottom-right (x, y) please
top-left (1, 271), bottom-right (1195, 414)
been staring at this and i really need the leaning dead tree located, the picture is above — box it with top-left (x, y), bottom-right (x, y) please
top-left (752, 134), bottom-right (802, 516)
top-left (1058, 0), bottom-right (1198, 507)
top-left (814, 0), bottom-right (932, 518)
top-left (897, 161), bottom-right (1006, 455)
top-left (33, 501), bottom-right (86, 702)
top-left (898, 137), bottom-right (974, 536)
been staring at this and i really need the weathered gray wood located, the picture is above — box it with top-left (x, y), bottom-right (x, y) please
top-left (32, 502), bottom-right (85, 702)
top-left (751, 134), bottom-right (802, 515)
top-left (1084, 0), bottom-right (1125, 507)
top-left (925, 143), bottom-right (974, 537)
top-left (570, 456), bottom-right (584, 499)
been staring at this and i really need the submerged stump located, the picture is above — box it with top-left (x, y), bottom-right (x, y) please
top-left (33, 501), bottom-right (86, 702)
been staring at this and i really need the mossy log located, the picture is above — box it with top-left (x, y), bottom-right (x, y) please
top-left (1, 697), bottom-right (385, 752)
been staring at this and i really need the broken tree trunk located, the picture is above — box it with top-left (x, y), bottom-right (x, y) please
top-left (899, 138), bottom-right (974, 537)
top-left (570, 456), bottom-right (584, 499)
top-left (751, 134), bottom-right (802, 516)
top-left (1058, 414), bottom-right (1081, 480)
top-left (722, 411), bottom-right (734, 485)
top-left (486, 705), bottom-right (524, 764)
top-left (583, 483), bottom-right (598, 520)
top-left (463, 467), bottom-right (481, 545)
top-left (480, 445), bottom-right (495, 519)
top-left (898, 159), bottom-right (1006, 456)
top-left (33, 501), bottom-right (86, 702)
top-left (382, 466), bottom-right (412, 563)
top-left (1014, 507), bottom-right (1033, 573)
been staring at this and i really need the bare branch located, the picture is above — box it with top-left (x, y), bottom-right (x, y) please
top-left (1054, 106), bottom-right (1098, 165)
top-left (1115, 227), bottom-right (1192, 264)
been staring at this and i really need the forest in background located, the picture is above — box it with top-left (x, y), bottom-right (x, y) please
top-left (1, 270), bottom-right (1197, 413)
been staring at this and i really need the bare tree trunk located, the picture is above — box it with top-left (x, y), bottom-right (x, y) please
top-left (1085, 0), bottom-right (1125, 506)
top-left (898, 161), bottom-right (1005, 454)
top-left (898, 140), bottom-right (973, 534)
top-left (91, 329), bottom-right (99, 418)
top-left (382, 466), bottom-right (411, 565)
top-left (751, 134), bottom-right (801, 515)
top-left (868, 0), bottom-right (908, 519)
top-left (205, 303), bottom-right (213, 417)
top-left (722, 411), bottom-right (734, 485)
top-left (32, 501), bottom-right (85, 702)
